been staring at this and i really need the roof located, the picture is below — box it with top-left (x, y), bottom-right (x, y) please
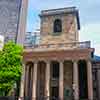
top-left (93, 55), bottom-right (100, 62)
top-left (39, 7), bottom-right (80, 30)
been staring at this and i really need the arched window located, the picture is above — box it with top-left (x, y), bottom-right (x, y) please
top-left (53, 19), bottom-right (62, 33)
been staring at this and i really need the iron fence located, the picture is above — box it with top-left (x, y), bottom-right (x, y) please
top-left (0, 96), bottom-right (97, 100)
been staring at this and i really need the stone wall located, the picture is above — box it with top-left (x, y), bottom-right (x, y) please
top-left (64, 61), bottom-right (73, 88)
top-left (64, 61), bottom-right (73, 98)
top-left (40, 13), bottom-right (79, 44)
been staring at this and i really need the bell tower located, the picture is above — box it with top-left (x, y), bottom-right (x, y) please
top-left (40, 7), bottom-right (80, 44)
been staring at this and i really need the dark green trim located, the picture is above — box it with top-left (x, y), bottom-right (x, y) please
top-left (51, 32), bottom-right (62, 36)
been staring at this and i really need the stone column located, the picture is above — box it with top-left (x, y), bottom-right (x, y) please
top-left (73, 60), bottom-right (79, 100)
top-left (19, 64), bottom-right (25, 98)
top-left (32, 61), bottom-right (38, 100)
top-left (87, 60), bottom-right (93, 100)
top-left (45, 61), bottom-right (50, 100)
top-left (97, 69), bottom-right (100, 100)
top-left (24, 64), bottom-right (29, 96)
top-left (59, 61), bottom-right (64, 100)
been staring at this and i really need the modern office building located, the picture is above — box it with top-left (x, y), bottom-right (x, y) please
top-left (24, 32), bottom-right (40, 47)
top-left (0, 0), bottom-right (28, 45)
top-left (20, 7), bottom-right (94, 100)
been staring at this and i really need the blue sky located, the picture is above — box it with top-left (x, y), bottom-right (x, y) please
top-left (26, 0), bottom-right (100, 56)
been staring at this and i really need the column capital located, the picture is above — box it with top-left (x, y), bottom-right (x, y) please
top-left (58, 59), bottom-right (64, 63)
top-left (87, 59), bottom-right (92, 63)
top-left (25, 64), bottom-right (30, 71)
top-left (45, 60), bottom-right (51, 64)
top-left (72, 59), bottom-right (78, 63)
top-left (22, 61), bottom-right (26, 65)
top-left (22, 63), bottom-right (26, 70)
top-left (33, 60), bottom-right (38, 64)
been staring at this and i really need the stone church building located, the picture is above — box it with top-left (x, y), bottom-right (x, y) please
top-left (20, 7), bottom-right (94, 100)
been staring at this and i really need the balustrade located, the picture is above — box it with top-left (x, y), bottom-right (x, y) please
top-left (24, 41), bottom-right (91, 50)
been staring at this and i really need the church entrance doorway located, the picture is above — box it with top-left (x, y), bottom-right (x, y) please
top-left (78, 60), bottom-right (88, 99)
top-left (50, 61), bottom-right (59, 100)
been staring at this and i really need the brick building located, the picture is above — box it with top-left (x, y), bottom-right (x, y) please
top-left (0, 0), bottom-right (28, 45)
top-left (20, 7), bottom-right (94, 100)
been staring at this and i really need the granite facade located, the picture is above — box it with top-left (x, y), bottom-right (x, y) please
top-left (0, 0), bottom-right (22, 42)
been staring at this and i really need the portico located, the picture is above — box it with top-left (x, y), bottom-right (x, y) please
top-left (20, 46), bottom-right (94, 100)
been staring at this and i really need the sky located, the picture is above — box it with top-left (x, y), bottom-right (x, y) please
top-left (26, 0), bottom-right (100, 56)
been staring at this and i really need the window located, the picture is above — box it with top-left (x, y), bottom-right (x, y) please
top-left (53, 19), bottom-right (62, 33)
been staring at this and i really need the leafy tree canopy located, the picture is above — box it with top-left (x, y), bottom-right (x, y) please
top-left (0, 41), bottom-right (23, 96)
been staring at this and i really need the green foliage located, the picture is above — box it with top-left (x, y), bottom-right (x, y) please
top-left (0, 41), bottom-right (23, 96)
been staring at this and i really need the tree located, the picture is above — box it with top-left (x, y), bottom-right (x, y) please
top-left (0, 41), bottom-right (23, 96)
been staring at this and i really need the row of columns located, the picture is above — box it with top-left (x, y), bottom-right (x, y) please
top-left (73, 60), bottom-right (93, 100)
top-left (20, 60), bottom-right (93, 100)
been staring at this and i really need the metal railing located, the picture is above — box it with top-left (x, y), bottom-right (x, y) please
top-left (24, 41), bottom-right (91, 50)
top-left (19, 96), bottom-right (73, 100)
top-left (0, 96), bottom-right (97, 100)
top-left (18, 96), bottom-right (97, 100)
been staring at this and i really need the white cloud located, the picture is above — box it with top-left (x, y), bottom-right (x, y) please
top-left (80, 23), bottom-right (100, 56)
top-left (27, 0), bottom-right (100, 56)
top-left (29, 0), bottom-right (74, 10)
top-left (95, 44), bottom-right (100, 56)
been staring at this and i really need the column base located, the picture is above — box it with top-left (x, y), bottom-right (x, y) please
top-left (18, 97), bottom-right (24, 100)
top-left (32, 97), bottom-right (36, 100)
